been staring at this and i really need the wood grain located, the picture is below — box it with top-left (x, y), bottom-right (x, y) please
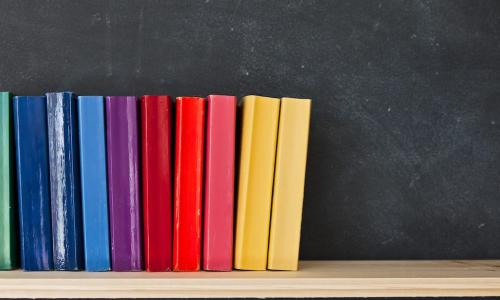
top-left (1, 260), bottom-right (500, 298)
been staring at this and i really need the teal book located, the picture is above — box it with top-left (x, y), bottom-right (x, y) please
top-left (0, 92), bottom-right (18, 270)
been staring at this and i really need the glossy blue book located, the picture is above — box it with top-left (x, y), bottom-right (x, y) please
top-left (13, 96), bottom-right (53, 271)
top-left (77, 96), bottom-right (111, 271)
top-left (46, 91), bottom-right (84, 270)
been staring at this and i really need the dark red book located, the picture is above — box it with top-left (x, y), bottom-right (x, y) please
top-left (173, 97), bottom-right (205, 271)
top-left (141, 95), bottom-right (173, 272)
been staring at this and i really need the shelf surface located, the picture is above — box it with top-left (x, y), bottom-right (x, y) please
top-left (1, 260), bottom-right (500, 298)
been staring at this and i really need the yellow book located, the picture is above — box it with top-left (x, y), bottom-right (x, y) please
top-left (234, 95), bottom-right (280, 270)
top-left (268, 98), bottom-right (311, 270)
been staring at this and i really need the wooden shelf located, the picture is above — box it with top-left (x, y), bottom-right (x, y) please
top-left (1, 260), bottom-right (500, 298)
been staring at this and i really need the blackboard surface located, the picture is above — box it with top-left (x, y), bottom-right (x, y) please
top-left (1, 0), bottom-right (500, 260)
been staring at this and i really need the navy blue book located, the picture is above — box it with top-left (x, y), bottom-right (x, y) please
top-left (46, 91), bottom-right (84, 270)
top-left (13, 96), bottom-right (53, 271)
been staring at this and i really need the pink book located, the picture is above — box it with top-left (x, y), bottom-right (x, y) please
top-left (203, 95), bottom-right (236, 271)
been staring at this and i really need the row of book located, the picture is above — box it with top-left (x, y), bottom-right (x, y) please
top-left (0, 92), bottom-right (311, 272)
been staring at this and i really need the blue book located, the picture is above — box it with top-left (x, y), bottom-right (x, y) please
top-left (77, 96), bottom-right (111, 271)
top-left (13, 96), bottom-right (53, 271)
top-left (46, 91), bottom-right (84, 270)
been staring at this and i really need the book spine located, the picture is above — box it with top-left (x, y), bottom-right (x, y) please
top-left (203, 95), bottom-right (236, 271)
top-left (77, 96), bottom-right (111, 271)
top-left (0, 92), bottom-right (17, 270)
top-left (268, 98), bottom-right (311, 271)
top-left (13, 96), bottom-right (53, 271)
top-left (173, 97), bottom-right (205, 271)
top-left (106, 96), bottom-right (142, 271)
top-left (234, 96), bottom-right (280, 270)
top-left (141, 95), bottom-right (173, 272)
top-left (46, 92), bottom-right (84, 271)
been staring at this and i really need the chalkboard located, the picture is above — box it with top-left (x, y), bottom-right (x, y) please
top-left (1, 0), bottom-right (500, 260)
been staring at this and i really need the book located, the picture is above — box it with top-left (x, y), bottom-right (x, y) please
top-left (77, 96), bottom-right (111, 271)
top-left (106, 96), bottom-right (142, 271)
top-left (13, 96), bottom-right (53, 271)
top-left (203, 95), bottom-right (236, 271)
top-left (0, 92), bottom-right (17, 270)
top-left (267, 98), bottom-right (311, 270)
top-left (173, 97), bottom-right (205, 271)
top-left (141, 95), bottom-right (173, 272)
top-left (234, 95), bottom-right (280, 270)
top-left (46, 91), bottom-right (84, 271)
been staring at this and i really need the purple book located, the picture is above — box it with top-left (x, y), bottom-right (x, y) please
top-left (105, 96), bottom-right (142, 271)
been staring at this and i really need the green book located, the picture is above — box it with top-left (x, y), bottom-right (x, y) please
top-left (0, 91), bottom-right (17, 269)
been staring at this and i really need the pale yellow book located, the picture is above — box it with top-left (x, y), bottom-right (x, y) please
top-left (234, 95), bottom-right (280, 270)
top-left (268, 97), bottom-right (311, 270)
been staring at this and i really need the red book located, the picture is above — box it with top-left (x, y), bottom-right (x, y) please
top-left (141, 95), bottom-right (173, 272)
top-left (203, 95), bottom-right (236, 271)
top-left (173, 97), bottom-right (205, 271)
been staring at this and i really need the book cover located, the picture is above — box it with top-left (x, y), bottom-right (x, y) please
top-left (0, 92), bottom-right (17, 270)
top-left (173, 97), bottom-right (205, 271)
top-left (203, 95), bottom-right (236, 271)
top-left (77, 96), bottom-right (111, 271)
top-left (13, 96), bottom-right (53, 271)
top-left (46, 91), bottom-right (84, 271)
top-left (141, 95), bottom-right (173, 272)
top-left (234, 95), bottom-right (280, 270)
top-left (267, 98), bottom-right (311, 270)
top-left (106, 96), bottom-right (142, 271)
